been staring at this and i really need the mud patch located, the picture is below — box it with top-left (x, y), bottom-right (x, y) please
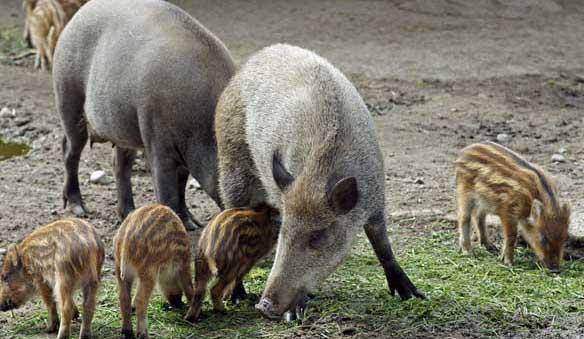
top-left (0, 139), bottom-right (29, 160)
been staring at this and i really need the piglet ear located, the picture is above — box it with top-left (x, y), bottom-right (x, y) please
top-left (6, 245), bottom-right (21, 268)
top-left (273, 152), bottom-right (294, 191)
top-left (329, 177), bottom-right (359, 215)
top-left (562, 203), bottom-right (571, 217)
top-left (529, 199), bottom-right (544, 224)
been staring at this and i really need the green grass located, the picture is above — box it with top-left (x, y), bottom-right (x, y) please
top-left (0, 26), bottom-right (29, 65)
top-left (1, 223), bottom-right (583, 338)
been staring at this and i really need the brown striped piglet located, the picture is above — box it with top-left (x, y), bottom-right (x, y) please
top-left (0, 218), bottom-right (104, 339)
top-left (114, 204), bottom-right (195, 339)
top-left (455, 141), bottom-right (570, 272)
top-left (186, 203), bottom-right (279, 322)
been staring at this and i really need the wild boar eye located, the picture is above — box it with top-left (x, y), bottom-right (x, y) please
top-left (308, 229), bottom-right (328, 250)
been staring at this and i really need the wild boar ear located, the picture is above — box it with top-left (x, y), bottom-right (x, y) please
top-left (562, 202), bottom-right (571, 217)
top-left (272, 152), bottom-right (294, 191)
top-left (529, 199), bottom-right (544, 223)
top-left (329, 177), bottom-right (359, 215)
top-left (6, 245), bottom-right (21, 268)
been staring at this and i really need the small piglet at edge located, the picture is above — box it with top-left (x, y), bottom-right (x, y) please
top-left (0, 218), bottom-right (104, 339)
top-left (186, 203), bottom-right (280, 322)
top-left (114, 204), bottom-right (195, 339)
top-left (455, 141), bottom-right (570, 272)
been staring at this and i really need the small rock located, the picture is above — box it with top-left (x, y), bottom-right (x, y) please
top-left (90, 170), bottom-right (108, 184)
top-left (559, 147), bottom-right (567, 154)
top-left (188, 178), bottom-right (201, 189)
top-left (414, 177), bottom-right (425, 185)
top-left (450, 108), bottom-right (459, 112)
top-left (0, 107), bottom-right (14, 118)
top-left (50, 209), bottom-right (58, 216)
top-left (496, 133), bottom-right (511, 143)
top-left (551, 154), bottom-right (566, 163)
top-left (0, 248), bottom-right (6, 255)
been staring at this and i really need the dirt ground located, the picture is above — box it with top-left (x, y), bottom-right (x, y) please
top-left (0, 0), bottom-right (583, 337)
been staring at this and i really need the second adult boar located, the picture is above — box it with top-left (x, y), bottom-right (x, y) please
top-left (52, 0), bottom-right (235, 229)
top-left (215, 44), bottom-right (424, 320)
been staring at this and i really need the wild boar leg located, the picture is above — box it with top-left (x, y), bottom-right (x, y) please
top-left (147, 149), bottom-right (195, 230)
top-left (134, 278), bottom-right (155, 339)
top-left (475, 211), bottom-right (498, 253)
top-left (210, 279), bottom-right (229, 313)
top-left (117, 275), bottom-right (134, 339)
top-left (113, 146), bottom-right (137, 219)
top-left (177, 166), bottom-right (203, 228)
top-left (457, 192), bottom-right (473, 255)
top-left (178, 263), bottom-right (195, 306)
top-left (56, 281), bottom-right (75, 339)
top-left (500, 214), bottom-right (518, 266)
top-left (58, 93), bottom-right (88, 216)
top-left (80, 281), bottom-right (99, 339)
top-left (38, 282), bottom-right (59, 333)
top-left (364, 212), bottom-right (424, 300)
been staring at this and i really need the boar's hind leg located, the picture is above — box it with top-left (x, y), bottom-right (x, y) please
top-left (147, 148), bottom-right (195, 231)
top-left (55, 280), bottom-right (75, 339)
top-left (39, 282), bottom-right (59, 333)
top-left (58, 93), bottom-right (89, 216)
top-left (79, 281), bottom-right (99, 339)
top-left (364, 212), bottom-right (425, 300)
top-left (177, 166), bottom-right (204, 228)
top-left (113, 147), bottom-right (137, 219)
top-left (117, 273), bottom-right (134, 339)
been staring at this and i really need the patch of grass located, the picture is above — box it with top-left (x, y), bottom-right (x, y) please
top-left (0, 26), bottom-right (29, 64)
top-left (1, 223), bottom-right (583, 338)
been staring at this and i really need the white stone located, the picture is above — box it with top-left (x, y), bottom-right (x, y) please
top-left (0, 248), bottom-right (6, 255)
top-left (496, 133), bottom-right (510, 143)
top-left (558, 147), bottom-right (567, 154)
top-left (188, 178), bottom-right (201, 189)
top-left (90, 170), bottom-right (108, 184)
top-left (0, 107), bottom-right (14, 118)
top-left (551, 154), bottom-right (566, 163)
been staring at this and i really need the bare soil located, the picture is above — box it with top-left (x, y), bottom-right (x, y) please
top-left (0, 0), bottom-right (583, 338)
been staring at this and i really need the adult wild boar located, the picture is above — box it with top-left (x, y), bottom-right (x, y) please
top-left (53, 0), bottom-right (235, 229)
top-left (215, 44), bottom-right (424, 319)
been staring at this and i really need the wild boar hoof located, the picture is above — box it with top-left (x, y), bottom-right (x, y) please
top-left (46, 323), bottom-right (59, 334)
top-left (388, 269), bottom-right (426, 300)
top-left (230, 290), bottom-right (248, 305)
top-left (165, 295), bottom-right (184, 309)
top-left (184, 312), bottom-right (201, 323)
top-left (483, 243), bottom-right (499, 254)
top-left (120, 329), bottom-right (135, 339)
top-left (182, 218), bottom-right (198, 231)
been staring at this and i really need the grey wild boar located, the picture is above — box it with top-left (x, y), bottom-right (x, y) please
top-left (114, 204), bottom-right (195, 339)
top-left (53, 0), bottom-right (235, 229)
top-left (455, 141), bottom-right (570, 272)
top-left (215, 44), bottom-right (424, 320)
top-left (0, 218), bottom-right (104, 339)
top-left (188, 203), bottom-right (279, 321)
